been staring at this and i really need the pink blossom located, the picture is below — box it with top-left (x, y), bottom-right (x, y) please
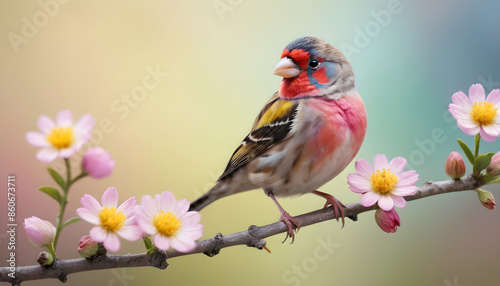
top-left (26, 110), bottom-right (95, 162)
top-left (348, 154), bottom-right (419, 211)
top-left (135, 191), bottom-right (204, 253)
top-left (76, 187), bottom-right (142, 252)
top-left (24, 217), bottom-right (56, 247)
top-left (82, 147), bottom-right (115, 178)
top-left (449, 84), bottom-right (500, 142)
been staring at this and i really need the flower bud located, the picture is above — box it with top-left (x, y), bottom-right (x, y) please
top-left (77, 234), bottom-right (99, 258)
top-left (374, 208), bottom-right (400, 233)
top-left (477, 189), bottom-right (496, 210)
top-left (37, 251), bottom-right (54, 266)
top-left (486, 152), bottom-right (500, 176)
top-left (23, 217), bottom-right (56, 247)
top-left (445, 151), bottom-right (466, 179)
top-left (82, 147), bottom-right (115, 178)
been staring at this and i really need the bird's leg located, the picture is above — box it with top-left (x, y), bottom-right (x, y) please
top-left (312, 190), bottom-right (346, 228)
top-left (266, 191), bottom-right (300, 243)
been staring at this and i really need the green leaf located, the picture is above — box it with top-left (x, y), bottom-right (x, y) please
top-left (457, 139), bottom-right (475, 164)
top-left (473, 153), bottom-right (494, 175)
top-left (143, 236), bottom-right (153, 250)
top-left (38, 186), bottom-right (62, 204)
top-left (47, 168), bottom-right (66, 190)
top-left (62, 217), bottom-right (81, 228)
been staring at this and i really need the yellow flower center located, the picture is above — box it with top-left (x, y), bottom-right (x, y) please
top-left (154, 211), bottom-right (182, 237)
top-left (99, 207), bottom-right (126, 232)
top-left (46, 126), bottom-right (75, 149)
top-left (370, 168), bottom-right (398, 194)
top-left (470, 101), bottom-right (497, 125)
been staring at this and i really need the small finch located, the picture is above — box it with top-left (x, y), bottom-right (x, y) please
top-left (190, 36), bottom-right (367, 242)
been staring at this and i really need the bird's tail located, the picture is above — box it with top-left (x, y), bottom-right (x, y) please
top-left (189, 181), bottom-right (230, 212)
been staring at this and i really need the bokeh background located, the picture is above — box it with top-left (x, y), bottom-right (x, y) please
top-left (1, 0), bottom-right (500, 285)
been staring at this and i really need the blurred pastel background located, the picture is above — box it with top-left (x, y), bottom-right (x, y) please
top-left (1, 0), bottom-right (500, 285)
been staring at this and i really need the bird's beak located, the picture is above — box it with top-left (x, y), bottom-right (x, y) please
top-left (272, 57), bottom-right (301, 78)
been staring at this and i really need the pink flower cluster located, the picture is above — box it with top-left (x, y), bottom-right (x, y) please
top-left (77, 187), bottom-right (203, 253)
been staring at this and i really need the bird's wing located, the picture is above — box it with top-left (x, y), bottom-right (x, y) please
top-left (218, 93), bottom-right (298, 180)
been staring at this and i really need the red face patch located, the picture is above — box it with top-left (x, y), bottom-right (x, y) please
top-left (312, 67), bottom-right (329, 84)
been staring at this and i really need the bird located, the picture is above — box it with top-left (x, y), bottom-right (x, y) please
top-left (189, 36), bottom-right (367, 242)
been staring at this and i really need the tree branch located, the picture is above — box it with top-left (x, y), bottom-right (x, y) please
top-left (0, 175), bottom-right (484, 285)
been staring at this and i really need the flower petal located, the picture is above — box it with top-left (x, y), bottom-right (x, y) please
top-left (174, 199), bottom-right (190, 217)
top-left (101, 187), bottom-right (118, 208)
top-left (482, 124), bottom-right (500, 137)
top-left (360, 191), bottom-right (380, 207)
top-left (59, 147), bottom-right (77, 158)
top-left (153, 234), bottom-right (171, 251)
top-left (177, 224), bottom-right (204, 240)
top-left (117, 225), bottom-right (143, 241)
top-left (388, 157), bottom-right (407, 175)
top-left (37, 115), bottom-right (55, 133)
top-left (347, 173), bottom-right (371, 193)
top-left (457, 121), bottom-right (480, 136)
top-left (181, 211), bottom-right (201, 225)
top-left (76, 207), bottom-right (100, 225)
top-left (397, 170), bottom-right (419, 186)
top-left (448, 103), bottom-right (472, 119)
top-left (117, 196), bottom-right (137, 217)
top-left (26, 132), bottom-right (49, 147)
top-left (390, 194), bottom-right (407, 208)
top-left (103, 232), bottom-right (121, 252)
top-left (89, 226), bottom-right (107, 242)
top-left (486, 89), bottom-right (500, 107)
top-left (373, 154), bottom-right (388, 170)
top-left (468, 84), bottom-right (485, 103)
top-left (392, 185), bottom-right (418, 196)
top-left (449, 104), bottom-right (471, 120)
top-left (139, 195), bottom-right (158, 219)
top-left (136, 214), bottom-right (157, 236)
top-left (457, 116), bottom-right (480, 129)
top-left (74, 114), bottom-right (95, 134)
top-left (451, 91), bottom-right (472, 109)
top-left (157, 191), bottom-right (176, 212)
top-left (354, 159), bottom-right (374, 179)
top-left (170, 236), bottom-right (197, 253)
top-left (36, 147), bottom-right (59, 163)
top-left (57, 110), bottom-right (73, 127)
top-left (377, 195), bottom-right (394, 211)
top-left (81, 194), bottom-right (102, 214)
top-left (480, 127), bottom-right (496, 142)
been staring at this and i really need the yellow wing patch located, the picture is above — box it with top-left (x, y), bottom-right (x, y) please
top-left (218, 94), bottom-right (298, 180)
top-left (255, 100), bottom-right (295, 129)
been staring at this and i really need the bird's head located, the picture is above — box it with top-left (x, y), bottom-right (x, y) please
top-left (273, 36), bottom-right (355, 99)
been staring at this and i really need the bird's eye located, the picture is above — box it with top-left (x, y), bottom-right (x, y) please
top-left (308, 59), bottom-right (320, 69)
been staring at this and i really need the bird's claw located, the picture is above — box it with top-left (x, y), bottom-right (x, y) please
top-left (323, 197), bottom-right (346, 228)
top-left (313, 190), bottom-right (346, 228)
top-left (279, 211), bottom-right (300, 244)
